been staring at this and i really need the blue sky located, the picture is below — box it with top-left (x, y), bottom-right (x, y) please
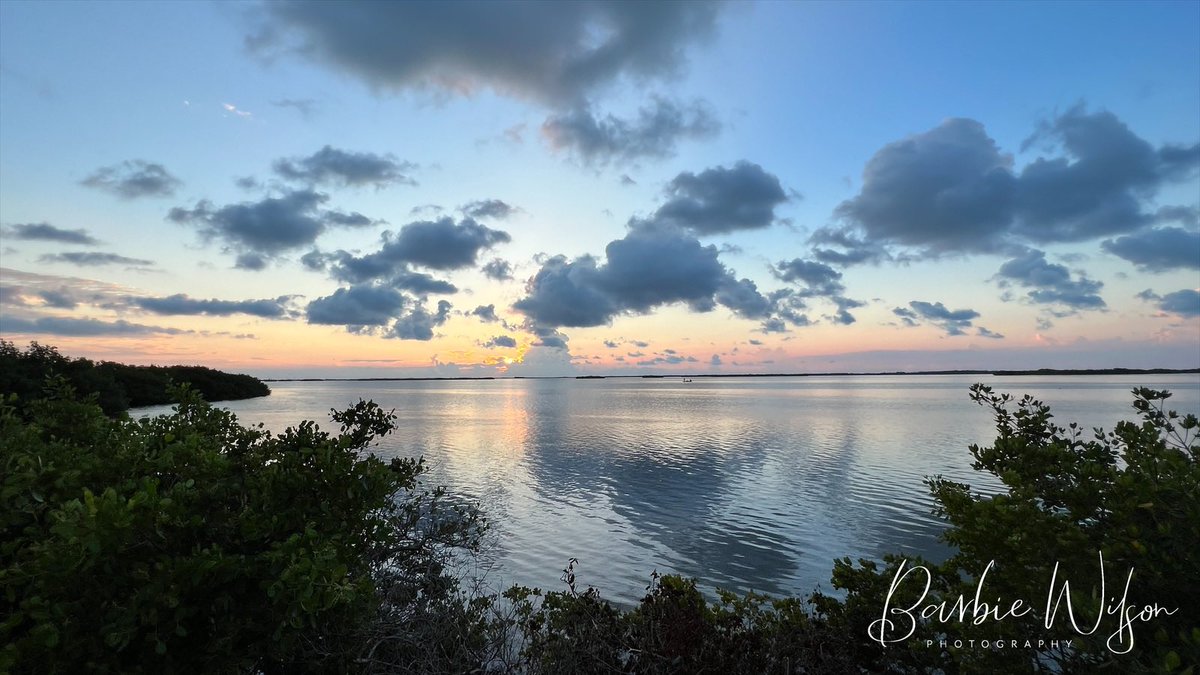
top-left (1, 0), bottom-right (1197, 377)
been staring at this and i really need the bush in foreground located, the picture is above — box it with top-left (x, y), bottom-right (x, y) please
top-left (2, 381), bottom-right (1196, 672)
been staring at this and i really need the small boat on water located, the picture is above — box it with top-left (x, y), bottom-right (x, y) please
top-left (682, 378), bottom-right (693, 383)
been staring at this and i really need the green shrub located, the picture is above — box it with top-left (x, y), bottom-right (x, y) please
top-left (0, 382), bottom-right (487, 673)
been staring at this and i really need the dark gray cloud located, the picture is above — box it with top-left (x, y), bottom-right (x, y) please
top-left (542, 97), bottom-right (719, 164)
top-left (1140, 289), bottom-right (1200, 318)
top-left (892, 306), bottom-right (920, 327)
top-left (483, 334), bottom-right (517, 348)
top-left (481, 258), bottom-right (514, 280)
top-left (81, 160), bottom-right (182, 199)
top-left (830, 107), bottom-right (1200, 258)
top-left (772, 258), bottom-right (862, 324)
top-left (37, 290), bottom-right (77, 310)
top-left (253, 1), bottom-right (724, 106)
top-left (603, 339), bottom-right (618, 348)
top-left (649, 161), bottom-right (788, 235)
top-left (388, 300), bottom-right (451, 340)
top-left (835, 118), bottom-right (1016, 255)
top-left (710, 354), bottom-right (721, 366)
top-left (1154, 205), bottom-right (1199, 228)
top-left (168, 189), bottom-right (375, 261)
top-left (808, 227), bottom-right (891, 267)
top-left (132, 293), bottom-right (295, 318)
top-left (995, 249), bottom-right (1105, 311)
top-left (6, 222), bottom-right (100, 245)
top-left (330, 217), bottom-right (510, 282)
top-left (273, 145), bottom-right (416, 188)
top-left (528, 323), bottom-right (570, 349)
top-left (391, 269), bottom-right (457, 296)
top-left (38, 252), bottom-right (154, 267)
top-left (907, 300), bottom-right (981, 336)
top-left (235, 253), bottom-right (269, 271)
top-left (470, 304), bottom-right (501, 323)
top-left (306, 284), bottom-right (408, 327)
top-left (1101, 227), bottom-right (1200, 271)
top-left (1157, 290), bottom-right (1200, 318)
top-left (977, 327), bottom-right (1005, 339)
top-left (461, 199), bottom-right (517, 220)
top-left (514, 222), bottom-right (821, 333)
top-left (0, 315), bottom-right (190, 337)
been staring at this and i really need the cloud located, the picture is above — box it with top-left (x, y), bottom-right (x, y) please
top-left (329, 217), bottom-right (510, 281)
top-left (235, 253), bottom-right (269, 270)
top-left (648, 161), bottom-right (788, 235)
top-left (772, 258), bottom-right (862, 324)
top-left (835, 118), bottom-right (1016, 255)
top-left (168, 189), bottom-right (376, 261)
top-left (995, 249), bottom-right (1105, 312)
top-left (81, 160), bottom-right (182, 199)
top-left (906, 300), bottom-right (981, 336)
top-left (391, 269), bottom-right (458, 296)
top-left (388, 300), bottom-right (451, 340)
top-left (1140, 289), bottom-right (1200, 318)
top-left (273, 145), bottom-right (416, 188)
top-left (808, 226), bottom-right (891, 267)
top-left (514, 221), bottom-right (796, 332)
top-left (977, 327), bottom-right (1005, 339)
top-left (38, 252), bottom-right (154, 267)
top-left (470, 304), bottom-right (501, 323)
top-left (253, 1), bottom-right (724, 106)
top-left (710, 354), bottom-right (721, 366)
top-left (483, 334), bottom-right (517, 348)
top-left (5, 223), bottom-right (100, 245)
top-left (306, 284), bottom-right (408, 327)
top-left (830, 107), bottom-right (1200, 257)
top-left (481, 258), bottom-right (514, 280)
top-left (0, 315), bottom-right (191, 337)
top-left (1101, 227), bottom-right (1200, 271)
top-left (461, 199), bottom-right (517, 220)
top-left (542, 97), bottom-right (719, 164)
top-left (131, 293), bottom-right (296, 318)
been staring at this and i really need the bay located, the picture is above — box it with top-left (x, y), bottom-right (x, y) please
top-left (135, 373), bottom-right (1199, 605)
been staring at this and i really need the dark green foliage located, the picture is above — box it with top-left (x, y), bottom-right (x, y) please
top-left (817, 385), bottom-right (1200, 673)
top-left (0, 340), bottom-right (269, 415)
top-left (0, 383), bottom-right (489, 673)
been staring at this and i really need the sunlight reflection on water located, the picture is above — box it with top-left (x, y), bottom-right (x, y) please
top-left (135, 374), bottom-right (1200, 605)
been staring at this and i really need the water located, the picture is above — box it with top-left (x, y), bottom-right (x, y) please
top-left (135, 374), bottom-right (1199, 605)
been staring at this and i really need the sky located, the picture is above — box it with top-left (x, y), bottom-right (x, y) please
top-left (0, 0), bottom-right (1197, 378)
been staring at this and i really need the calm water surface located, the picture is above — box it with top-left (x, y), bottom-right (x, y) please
top-left (137, 374), bottom-right (1199, 604)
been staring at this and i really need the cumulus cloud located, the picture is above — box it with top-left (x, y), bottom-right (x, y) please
top-left (391, 269), bottom-right (458, 296)
top-left (168, 189), bottom-right (376, 262)
top-left (38, 252), bottom-right (154, 267)
top-left (273, 145), bottom-right (416, 188)
top-left (470, 304), bottom-right (501, 323)
top-left (648, 161), bottom-right (788, 235)
top-left (81, 160), bottom-right (182, 199)
top-left (306, 284), bottom-right (408, 327)
top-left (131, 293), bottom-right (296, 318)
top-left (5, 223), bottom-right (100, 245)
top-left (235, 253), bottom-right (269, 271)
top-left (829, 106), bottom-right (1200, 258)
top-left (483, 334), bottom-right (517, 348)
top-left (388, 300), bottom-right (451, 340)
top-left (1139, 289), bottom-right (1200, 318)
top-left (330, 217), bottom-right (510, 282)
top-left (461, 199), bottom-right (517, 220)
top-left (481, 258), bottom-right (514, 281)
top-left (1101, 227), bottom-right (1200, 271)
top-left (905, 300), bottom-right (982, 336)
top-left (542, 97), bottom-right (719, 164)
top-left (995, 249), bottom-right (1105, 312)
top-left (252, 1), bottom-right (724, 106)
top-left (772, 258), bottom-right (863, 324)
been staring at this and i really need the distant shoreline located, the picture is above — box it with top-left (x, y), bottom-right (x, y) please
top-left (261, 368), bottom-right (1200, 383)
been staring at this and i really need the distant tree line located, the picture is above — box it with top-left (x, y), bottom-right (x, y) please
top-left (0, 341), bottom-right (269, 415)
